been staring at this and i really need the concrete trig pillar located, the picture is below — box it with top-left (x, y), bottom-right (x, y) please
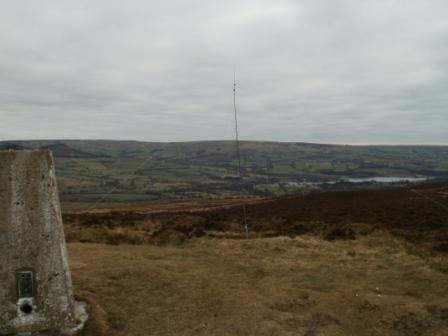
top-left (0, 150), bottom-right (79, 335)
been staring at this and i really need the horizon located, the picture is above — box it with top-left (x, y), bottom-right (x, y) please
top-left (2, 138), bottom-right (448, 147)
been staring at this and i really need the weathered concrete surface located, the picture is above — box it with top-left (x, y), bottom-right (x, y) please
top-left (0, 150), bottom-right (77, 335)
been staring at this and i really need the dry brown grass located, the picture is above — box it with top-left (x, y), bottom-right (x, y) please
top-left (70, 233), bottom-right (448, 336)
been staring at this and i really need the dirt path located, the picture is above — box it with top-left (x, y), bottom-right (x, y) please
top-left (81, 197), bottom-right (268, 215)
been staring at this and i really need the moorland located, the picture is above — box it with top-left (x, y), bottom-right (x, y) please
top-left (2, 140), bottom-right (448, 335)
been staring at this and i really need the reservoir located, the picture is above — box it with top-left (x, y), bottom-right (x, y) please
top-left (344, 176), bottom-right (430, 183)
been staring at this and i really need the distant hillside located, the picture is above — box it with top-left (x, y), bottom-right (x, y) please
top-left (3, 139), bottom-right (448, 160)
top-left (0, 141), bottom-right (94, 158)
top-left (2, 139), bottom-right (340, 158)
top-left (1, 139), bottom-right (447, 205)
top-left (0, 142), bottom-right (31, 151)
top-left (40, 143), bottom-right (94, 158)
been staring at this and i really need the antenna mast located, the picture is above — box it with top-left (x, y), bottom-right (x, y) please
top-left (233, 68), bottom-right (249, 239)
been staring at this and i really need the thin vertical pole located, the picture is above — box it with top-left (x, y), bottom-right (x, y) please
top-left (233, 68), bottom-right (249, 239)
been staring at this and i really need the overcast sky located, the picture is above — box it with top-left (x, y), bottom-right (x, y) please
top-left (1, 0), bottom-right (447, 144)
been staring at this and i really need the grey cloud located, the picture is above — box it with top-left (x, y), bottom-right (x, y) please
top-left (0, 0), bottom-right (447, 144)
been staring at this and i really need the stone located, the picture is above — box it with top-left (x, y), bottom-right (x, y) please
top-left (0, 150), bottom-right (78, 335)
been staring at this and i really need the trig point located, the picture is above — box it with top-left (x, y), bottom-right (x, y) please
top-left (0, 150), bottom-right (84, 335)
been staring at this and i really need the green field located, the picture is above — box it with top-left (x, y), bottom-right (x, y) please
top-left (2, 140), bottom-right (448, 207)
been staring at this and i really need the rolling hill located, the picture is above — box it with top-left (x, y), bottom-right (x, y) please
top-left (1, 140), bottom-right (447, 207)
